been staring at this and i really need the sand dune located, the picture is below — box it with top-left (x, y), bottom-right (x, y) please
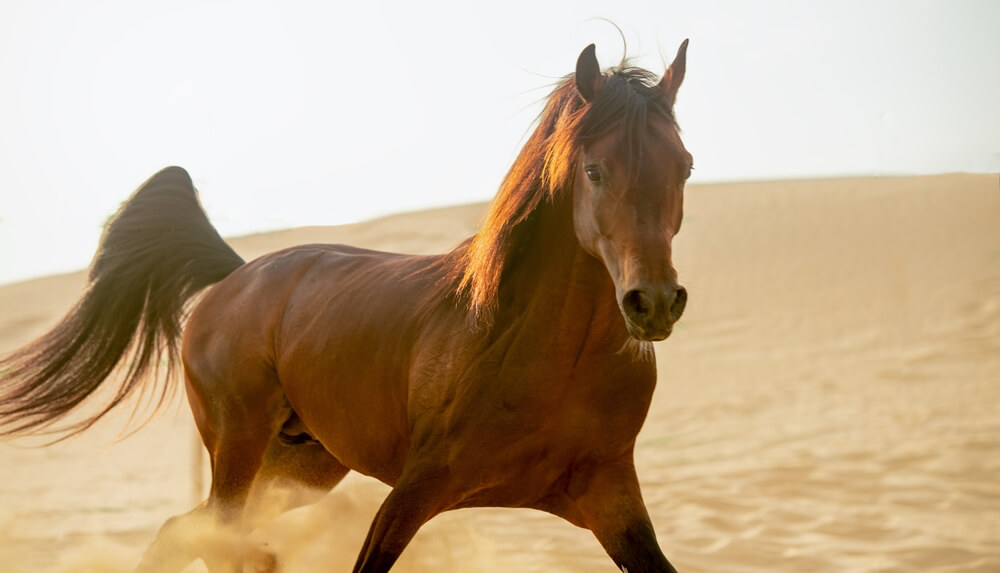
top-left (1, 174), bottom-right (998, 572)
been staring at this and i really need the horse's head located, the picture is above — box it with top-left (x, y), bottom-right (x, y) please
top-left (570, 41), bottom-right (692, 341)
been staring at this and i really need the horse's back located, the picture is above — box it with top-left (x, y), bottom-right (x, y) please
top-left (187, 242), bottom-right (442, 352)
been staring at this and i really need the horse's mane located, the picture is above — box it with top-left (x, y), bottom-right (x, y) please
top-left (437, 63), bottom-right (677, 326)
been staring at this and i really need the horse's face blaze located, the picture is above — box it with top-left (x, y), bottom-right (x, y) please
top-left (572, 116), bottom-right (692, 342)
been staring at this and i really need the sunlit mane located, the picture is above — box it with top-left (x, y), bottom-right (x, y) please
top-left (439, 64), bottom-right (677, 326)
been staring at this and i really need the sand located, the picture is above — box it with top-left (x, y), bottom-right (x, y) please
top-left (1, 174), bottom-right (998, 572)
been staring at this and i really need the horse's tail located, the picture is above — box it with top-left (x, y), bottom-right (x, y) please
top-left (0, 166), bottom-right (245, 440)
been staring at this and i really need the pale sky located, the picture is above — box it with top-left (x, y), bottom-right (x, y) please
top-left (1, 0), bottom-right (998, 285)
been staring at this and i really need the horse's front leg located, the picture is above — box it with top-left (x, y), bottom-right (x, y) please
top-left (570, 457), bottom-right (678, 573)
top-left (352, 465), bottom-right (450, 573)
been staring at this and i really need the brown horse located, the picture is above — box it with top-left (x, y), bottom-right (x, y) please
top-left (0, 40), bottom-right (693, 572)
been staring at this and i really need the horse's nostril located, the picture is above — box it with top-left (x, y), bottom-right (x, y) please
top-left (623, 289), bottom-right (653, 319)
top-left (624, 286), bottom-right (686, 330)
top-left (670, 286), bottom-right (687, 322)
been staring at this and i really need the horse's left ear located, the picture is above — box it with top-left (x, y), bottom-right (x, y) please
top-left (575, 44), bottom-right (604, 103)
top-left (658, 39), bottom-right (689, 108)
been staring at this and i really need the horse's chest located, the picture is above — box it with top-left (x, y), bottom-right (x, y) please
top-left (428, 356), bottom-right (655, 497)
top-left (435, 374), bottom-right (654, 509)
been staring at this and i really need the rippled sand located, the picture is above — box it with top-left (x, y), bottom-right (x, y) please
top-left (2, 174), bottom-right (998, 572)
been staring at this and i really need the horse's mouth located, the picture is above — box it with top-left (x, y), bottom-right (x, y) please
top-left (625, 320), bottom-right (673, 342)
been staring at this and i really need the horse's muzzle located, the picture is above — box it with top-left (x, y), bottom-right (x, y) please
top-left (621, 285), bottom-right (687, 341)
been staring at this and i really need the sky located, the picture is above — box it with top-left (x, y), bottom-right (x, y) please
top-left (1, 0), bottom-right (998, 286)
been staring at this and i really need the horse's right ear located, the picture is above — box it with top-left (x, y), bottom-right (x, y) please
top-left (575, 44), bottom-right (603, 103)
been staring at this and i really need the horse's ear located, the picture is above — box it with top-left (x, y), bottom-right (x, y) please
top-left (575, 44), bottom-right (603, 103)
top-left (657, 39), bottom-right (689, 108)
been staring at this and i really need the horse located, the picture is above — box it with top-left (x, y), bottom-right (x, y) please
top-left (0, 40), bottom-right (693, 572)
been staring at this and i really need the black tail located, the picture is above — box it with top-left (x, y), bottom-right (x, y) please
top-left (0, 166), bottom-right (245, 439)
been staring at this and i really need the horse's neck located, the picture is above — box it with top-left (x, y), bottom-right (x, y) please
top-left (495, 196), bottom-right (631, 356)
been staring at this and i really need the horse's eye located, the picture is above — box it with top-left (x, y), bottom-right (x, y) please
top-left (686, 166), bottom-right (694, 180)
top-left (585, 166), bottom-right (602, 183)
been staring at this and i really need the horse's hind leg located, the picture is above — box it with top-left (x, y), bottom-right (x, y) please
top-left (135, 427), bottom-right (274, 573)
top-left (246, 431), bottom-right (351, 528)
top-left (132, 503), bottom-right (215, 573)
top-left (135, 433), bottom-right (274, 573)
top-left (135, 367), bottom-right (284, 573)
top-left (134, 436), bottom-right (345, 573)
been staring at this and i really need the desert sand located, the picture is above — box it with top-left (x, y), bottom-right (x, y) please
top-left (1, 173), bottom-right (998, 572)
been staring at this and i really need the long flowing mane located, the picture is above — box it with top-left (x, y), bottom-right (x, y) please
top-left (439, 64), bottom-right (677, 325)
